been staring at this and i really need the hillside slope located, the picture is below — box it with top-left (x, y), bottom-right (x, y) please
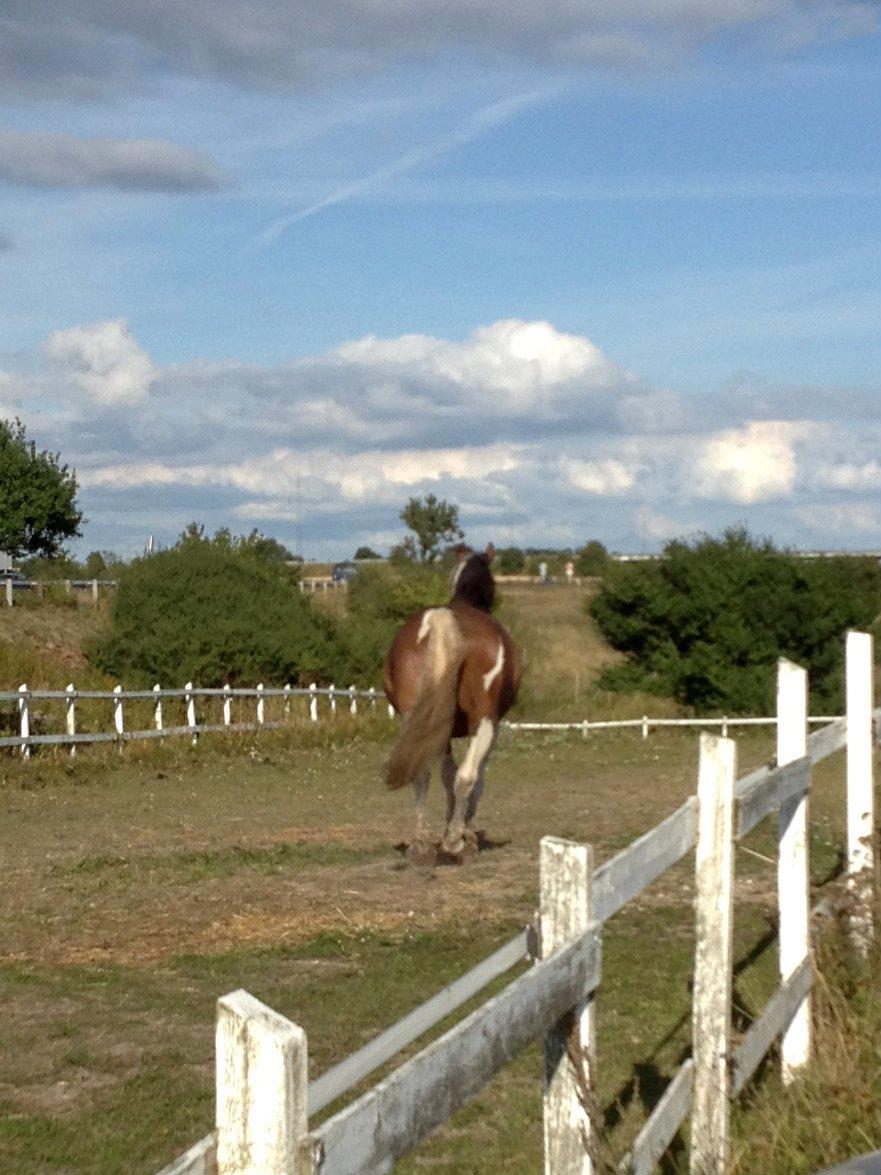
top-left (497, 581), bottom-right (679, 720)
top-left (0, 602), bottom-right (111, 689)
top-left (0, 584), bottom-right (680, 719)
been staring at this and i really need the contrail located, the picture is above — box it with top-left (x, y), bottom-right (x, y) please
top-left (256, 88), bottom-right (558, 247)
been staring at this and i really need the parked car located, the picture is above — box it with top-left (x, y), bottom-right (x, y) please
top-left (331, 562), bottom-right (358, 583)
top-left (0, 569), bottom-right (25, 582)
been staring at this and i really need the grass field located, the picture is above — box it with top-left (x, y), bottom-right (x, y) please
top-left (0, 714), bottom-right (861, 1175)
top-left (0, 584), bottom-right (876, 1173)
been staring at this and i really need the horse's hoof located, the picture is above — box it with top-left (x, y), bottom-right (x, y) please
top-left (406, 841), bottom-right (438, 868)
top-left (441, 835), bottom-right (465, 857)
top-left (459, 834), bottom-right (479, 861)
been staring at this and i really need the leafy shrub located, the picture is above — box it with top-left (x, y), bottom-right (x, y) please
top-left (335, 563), bottom-right (449, 682)
top-left (575, 540), bottom-right (609, 577)
top-left (89, 530), bottom-right (341, 686)
top-left (498, 547), bottom-right (526, 573)
top-left (591, 528), bottom-right (881, 713)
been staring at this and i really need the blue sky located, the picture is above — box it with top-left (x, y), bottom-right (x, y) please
top-left (1, 2), bottom-right (880, 557)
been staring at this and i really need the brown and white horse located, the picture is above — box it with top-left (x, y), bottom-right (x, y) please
top-left (383, 546), bottom-right (521, 863)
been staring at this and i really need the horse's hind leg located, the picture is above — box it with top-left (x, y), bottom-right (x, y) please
top-left (406, 769), bottom-right (437, 867)
top-left (441, 719), bottom-right (495, 856)
top-left (442, 744), bottom-right (456, 823)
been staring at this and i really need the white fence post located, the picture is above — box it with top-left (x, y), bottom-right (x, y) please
top-left (329, 684), bottom-right (336, 715)
top-left (349, 685), bottom-right (357, 715)
top-left (309, 682), bottom-right (318, 723)
top-left (185, 681), bottom-right (197, 744)
top-left (257, 683), bottom-right (265, 726)
top-left (215, 989), bottom-right (311, 1175)
top-left (540, 836), bottom-right (597, 1175)
top-left (113, 684), bottom-right (124, 745)
top-left (284, 683), bottom-right (291, 720)
top-left (18, 683), bottom-right (30, 759)
top-left (368, 686), bottom-right (376, 710)
top-left (388, 701), bottom-right (395, 719)
top-left (91, 578), bottom-right (99, 605)
top-left (690, 733), bottom-right (736, 1175)
top-left (153, 684), bottom-right (163, 733)
top-left (65, 683), bottom-right (76, 757)
top-left (223, 684), bottom-right (232, 728)
top-left (776, 658), bottom-right (811, 1082)
top-left (641, 716), bottom-right (649, 740)
top-left (846, 630), bottom-right (875, 955)
top-left (6, 578), bottom-right (13, 607)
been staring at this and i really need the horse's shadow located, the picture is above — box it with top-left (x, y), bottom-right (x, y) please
top-left (393, 830), bottom-right (511, 867)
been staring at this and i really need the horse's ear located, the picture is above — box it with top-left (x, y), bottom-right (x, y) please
top-left (485, 542), bottom-right (495, 562)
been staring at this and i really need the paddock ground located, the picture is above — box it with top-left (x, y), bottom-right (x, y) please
top-left (0, 720), bottom-right (857, 1175)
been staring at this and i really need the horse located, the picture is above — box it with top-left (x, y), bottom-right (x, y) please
top-left (383, 545), bottom-right (521, 864)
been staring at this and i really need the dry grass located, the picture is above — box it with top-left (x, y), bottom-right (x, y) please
top-left (730, 905), bottom-right (881, 1174)
top-left (497, 582), bottom-right (682, 721)
top-left (0, 584), bottom-right (876, 1173)
top-left (0, 721), bottom-right (862, 1174)
top-left (0, 599), bottom-right (111, 689)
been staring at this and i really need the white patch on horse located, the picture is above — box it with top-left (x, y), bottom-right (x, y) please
top-left (460, 717), bottom-right (495, 783)
top-left (482, 643), bottom-right (505, 692)
top-left (451, 559), bottom-right (466, 590)
top-left (417, 608), bottom-right (438, 643)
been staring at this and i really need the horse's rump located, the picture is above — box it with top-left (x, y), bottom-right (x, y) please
top-left (385, 607), bottom-right (465, 790)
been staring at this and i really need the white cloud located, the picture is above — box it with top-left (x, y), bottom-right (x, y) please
top-left (819, 460), bottom-right (881, 491)
top-left (332, 318), bottom-right (636, 412)
top-left (80, 443), bottom-right (523, 504)
top-left (635, 505), bottom-right (689, 543)
top-left (3, 0), bottom-right (875, 100)
top-left (8, 316), bottom-right (881, 555)
top-left (566, 458), bottom-right (637, 495)
top-left (693, 421), bottom-right (810, 503)
top-left (44, 320), bottom-right (157, 406)
top-left (793, 502), bottom-right (879, 534)
top-left (0, 129), bottom-right (222, 192)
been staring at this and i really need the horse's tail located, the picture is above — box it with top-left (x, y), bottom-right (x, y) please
top-left (386, 608), bottom-right (465, 791)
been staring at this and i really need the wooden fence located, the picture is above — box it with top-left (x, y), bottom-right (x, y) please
top-left (0, 683), bottom-right (389, 756)
top-left (2, 576), bottom-right (343, 605)
top-left (0, 681), bottom-right (852, 759)
top-left (3, 577), bottom-right (117, 606)
top-left (150, 631), bottom-right (877, 1175)
top-left (508, 714), bottom-right (841, 739)
top-left (2, 680), bottom-right (846, 759)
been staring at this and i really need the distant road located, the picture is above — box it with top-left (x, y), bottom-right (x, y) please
top-left (612, 549), bottom-right (881, 562)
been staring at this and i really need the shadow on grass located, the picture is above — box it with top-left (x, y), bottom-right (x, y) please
top-left (602, 919), bottom-right (780, 1173)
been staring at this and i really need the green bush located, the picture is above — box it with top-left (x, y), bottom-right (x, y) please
top-left (591, 529), bottom-right (881, 714)
top-left (335, 563), bottom-right (449, 682)
top-left (575, 540), bottom-right (609, 577)
top-left (89, 531), bottom-right (341, 686)
top-left (498, 547), bottom-right (526, 573)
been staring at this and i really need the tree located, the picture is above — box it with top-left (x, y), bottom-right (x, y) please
top-left (354, 546), bottom-right (381, 560)
top-left (90, 531), bottom-right (340, 686)
top-left (388, 538), bottom-right (416, 565)
top-left (590, 528), bottom-right (881, 714)
top-left (0, 418), bottom-right (82, 558)
top-left (85, 551), bottom-right (107, 578)
top-left (575, 540), bottom-right (609, 577)
top-left (498, 546), bottom-right (525, 573)
top-left (399, 494), bottom-right (463, 563)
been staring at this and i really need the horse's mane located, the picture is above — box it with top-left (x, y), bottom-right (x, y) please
top-left (451, 551), bottom-right (495, 613)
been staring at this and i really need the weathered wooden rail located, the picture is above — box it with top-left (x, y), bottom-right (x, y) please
top-left (0, 682), bottom-right (390, 756)
top-left (150, 630), bottom-right (876, 1175)
top-left (3, 576), bottom-right (117, 606)
top-left (0, 679), bottom-right (845, 759)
